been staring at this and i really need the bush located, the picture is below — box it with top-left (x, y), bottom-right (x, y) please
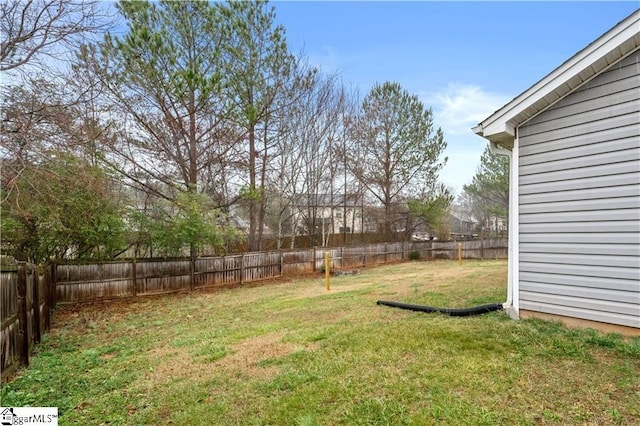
top-left (408, 251), bottom-right (420, 261)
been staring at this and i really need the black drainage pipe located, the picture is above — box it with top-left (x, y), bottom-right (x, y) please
top-left (376, 300), bottom-right (503, 317)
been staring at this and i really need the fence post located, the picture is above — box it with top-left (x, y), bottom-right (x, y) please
top-left (280, 250), bottom-right (284, 277)
top-left (325, 251), bottom-right (330, 291)
top-left (31, 265), bottom-right (41, 345)
top-left (240, 253), bottom-right (244, 285)
top-left (312, 247), bottom-right (317, 272)
top-left (17, 262), bottom-right (29, 368)
top-left (43, 264), bottom-right (51, 332)
top-left (362, 245), bottom-right (366, 267)
top-left (132, 258), bottom-right (137, 297)
top-left (50, 262), bottom-right (57, 309)
top-left (481, 238), bottom-right (485, 259)
top-left (189, 255), bottom-right (195, 292)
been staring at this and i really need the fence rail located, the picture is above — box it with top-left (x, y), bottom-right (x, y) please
top-left (1, 237), bottom-right (506, 380)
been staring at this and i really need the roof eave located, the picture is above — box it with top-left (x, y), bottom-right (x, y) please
top-left (472, 123), bottom-right (515, 148)
top-left (473, 9), bottom-right (640, 145)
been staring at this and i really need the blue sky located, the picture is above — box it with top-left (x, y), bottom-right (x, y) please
top-left (272, 1), bottom-right (639, 195)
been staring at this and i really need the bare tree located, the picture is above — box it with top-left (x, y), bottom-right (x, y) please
top-left (1, 0), bottom-right (113, 74)
top-left (0, 80), bottom-right (127, 262)
top-left (0, 77), bottom-right (98, 197)
top-left (276, 73), bottom-right (353, 247)
top-left (1, 0), bottom-right (116, 203)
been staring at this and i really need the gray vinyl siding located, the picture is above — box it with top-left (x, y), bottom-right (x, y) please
top-left (517, 50), bottom-right (640, 329)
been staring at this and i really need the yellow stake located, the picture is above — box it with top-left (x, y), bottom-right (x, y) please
top-left (325, 251), bottom-right (330, 291)
top-left (458, 242), bottom-right (462, 265)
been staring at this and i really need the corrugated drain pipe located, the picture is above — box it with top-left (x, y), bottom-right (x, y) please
top-left (376, 300), bottom-right (503, 317)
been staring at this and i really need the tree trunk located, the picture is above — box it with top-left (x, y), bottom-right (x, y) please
top-left (248, 122), bottom-right (258, 251)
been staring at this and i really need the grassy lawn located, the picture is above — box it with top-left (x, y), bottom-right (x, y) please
top-left (2, 259), bottom-right (639, 425)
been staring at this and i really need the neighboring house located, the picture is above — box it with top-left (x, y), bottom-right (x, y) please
top-left (484, 216), bottom-right (508, 236)
top-left (448, 212), bottom-right (506, 239)
top-left (292, 193), bottom-right (374, 236)
top-left (450, 203), bottom-right (508, 238)
top-left (473, 10), bottom-right (639, 335)
top-left (449, 212), bottom-right (476, 237)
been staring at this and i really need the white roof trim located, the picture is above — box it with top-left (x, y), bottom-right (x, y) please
top-left (474, 9), bottom-right (640, 146)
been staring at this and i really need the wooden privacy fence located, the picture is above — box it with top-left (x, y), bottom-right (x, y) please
top-left (1, 261), bottom-right (51, 382)
top-left (53, 238), bottom-right (507, 304)
top-left (54, 251), bottom-right (286, 304)
top-left (431, 238), bottom-right (508, 260)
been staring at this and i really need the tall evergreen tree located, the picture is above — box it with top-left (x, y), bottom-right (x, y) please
top-left (85, 0), bottom-right (241, 257)
top-left (219, 0), bottom-right (301, 251)
top-left (351, 81), bottom-right (448, 237)
top-left (96, 0), bottom-right (231, 197)
top-left (462, 145), bottom-right (509, 235)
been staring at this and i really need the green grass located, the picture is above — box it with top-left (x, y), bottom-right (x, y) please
top-left (2, 260), bottom-right (639, 425)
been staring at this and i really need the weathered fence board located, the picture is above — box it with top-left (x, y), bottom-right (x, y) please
top-left (137, 259), bottom-right (191, 295)
top-left (1, 270), bottom-right (18, 328)
top-left (282, 250), bottom-right (314, 275)
top-left (1, 267), bottom-right (19, 379)
top-left (342, 246), bottom-right (365, 268)
top-left (244, 252), bottom-right (282, 282)
top-left (1, 262), bottom-right (50, 382)
top-left (55, 262), bottom-right (135, 303)
top-left (195, 256), bottom-right (241, 288)
top-left (432, 238), bottom-right (507, 259)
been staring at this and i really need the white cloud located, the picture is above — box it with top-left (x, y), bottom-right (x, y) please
top-left (418, 84), bottom-right (512, 193)
top-left (423, 83), bottom-right (511, 136)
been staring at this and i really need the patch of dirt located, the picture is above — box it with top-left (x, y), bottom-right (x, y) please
top-left (217, 331), bottom-right (317, 380)
top-left (139, 346), bottom-right (208, 387)
top-left (139, 331), bottom-right (318, 389)
top-left (99, 352), bottom-right (117, 360)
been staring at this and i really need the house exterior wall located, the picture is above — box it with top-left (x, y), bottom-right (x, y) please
top-left (516, 50), bottom-right (640, 329)
top-left (291, 205), bottom-right (367, 235)
top-left (323, 206), bottom-right (366, 234)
